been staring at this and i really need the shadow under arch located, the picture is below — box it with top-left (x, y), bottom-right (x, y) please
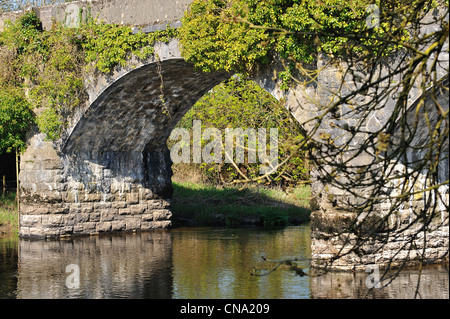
top-left (61, 57), bottom-right (231, 200)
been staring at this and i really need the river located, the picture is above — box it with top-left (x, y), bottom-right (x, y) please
top-left (0, 225), bottom-right (448, 299)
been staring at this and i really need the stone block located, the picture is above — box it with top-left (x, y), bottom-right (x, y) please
top-left (41, 159), bottom-right (63, 170)
top-left (152, 221), bottom-right (171, 229)
top-left (125, 217), bottom-right (141, 230)
top-left (125, 192), bottom-right (139, 204)
top-left (34, 207), bottom-right (52, 215)
top-left (97, 222), bottom-right (112, 233)
top-left (119, 208), bottom-right (130, 215)
top-left (89, 213), bottom-right (100, 222)
top-left (140, 188), bottom-right (154, 200)
top-left (111, 220), bottom-right (126, 231)
top-left (73, 225), bottom-right (84, 233)
top-left (153, 209), bottom-right (172, 221)
top-left (140, 222), bottom-right (154, 231)
top-left (112, 201), bottom-right (127, 209)
top-left (43, 226), bottom-right (73, 238)
top-left (19, 226), bottom-right (33, 238)
top-left (63, 214), bottom-right (77, 226)
top-left (21, 160), bottom-right (41, 171)
top-left (20, 204), bottom-right (37, 215)
top-left (84, 193), bottom-right (102, 202)
top-left (40, 191), bottom-right (63, 204)
top-left (114, 193), bottom-right (127, 201)
top-left (48, 205), bottom-right (69, 214)
top-left (21, 215), bottom-right (42, 227)
top-left (42, 215), bottom-right (64, 227)
top-left (81, 204), bottom-right (94, 214)
top-left (100, 211), bottom-right (116, 222)
top-left (141, 214), bottom-right (154, 221)
top-left (148, 200), bottom-right (162, 210)
top-left (69, 203), bottom-right (81, 214)
top-left (76, 213), bottom-right (90, 223)
top-left (129, 204), bottom-right (146, 214)
top-left (94, 202), bottom-right (112, 210)
top-left (62, 191), bottom-right (77, 203)
top-left (83, 222), bottom-right (97, 232)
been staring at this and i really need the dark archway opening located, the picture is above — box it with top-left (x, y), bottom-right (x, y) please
top-left (0, 152), bottom-right (16, 192)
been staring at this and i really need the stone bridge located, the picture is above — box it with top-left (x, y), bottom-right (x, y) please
top-left (0, 0), bottom-right (229, 237)
top-left (1, 0), bottom-right (448, 270)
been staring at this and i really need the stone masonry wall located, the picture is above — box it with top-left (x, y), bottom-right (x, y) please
top-left (19, 134), bottom-right (173, 238)
top-left (254, 8), bottom-right (448, 270)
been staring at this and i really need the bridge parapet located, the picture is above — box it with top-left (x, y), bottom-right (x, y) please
top-left (0, 0), bottom-right (191, 31)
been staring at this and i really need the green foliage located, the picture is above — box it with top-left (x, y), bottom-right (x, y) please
top-left (178, 0), bottom-right (270, 74)
top-left (179, 0), bottom-right (412, 74)
top-left (0, 11), bottom-right (177, 142)
top-left (35, 107), bottom-right (62, 141)
top-left (172, 76), bottom-right (309, 187)
top-left (0, 191), bottom-right (18, 236)
top-left (0, 87), bottom-right (34, 154)
top-left (80, 20), bottom-right (178, 73)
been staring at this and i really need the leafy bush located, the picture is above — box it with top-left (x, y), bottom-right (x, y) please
top-left (0, 87), bottom-right (34, 154)
top-left (170, 76), bottom-right (310, 187)
top-left (178, 0), bottom-right (408, 77)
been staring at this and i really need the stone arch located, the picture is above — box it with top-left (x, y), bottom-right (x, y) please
top-left (61, 39), bottom-right (231, 197)
top-left (19, 40), bottom-right (234, 238)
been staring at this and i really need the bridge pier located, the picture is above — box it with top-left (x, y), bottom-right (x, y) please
top-left (19, 134), bottom-right (173, 238)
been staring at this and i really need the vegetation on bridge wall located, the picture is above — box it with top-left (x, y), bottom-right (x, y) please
top-left (0, 10), bottom-right (177, 147)
top-left (177, 0), bottom-right (417, 85)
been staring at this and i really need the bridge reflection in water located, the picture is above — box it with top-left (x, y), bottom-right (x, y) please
top-left (4, 226), bottom-right (448, 299)
top-left (16, 231), bottom-right (173, 299)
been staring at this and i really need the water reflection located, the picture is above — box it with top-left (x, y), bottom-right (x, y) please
top-left (0, 225), bottom-right (448, 299)
top-left (171, 226), bottom-right (312, 299)
top-left (16, 231), bottom-right (173, 298)
top-left (311, 265), bottom-right (449, 299)
top-left (0, 238), bottom-right (18, 298)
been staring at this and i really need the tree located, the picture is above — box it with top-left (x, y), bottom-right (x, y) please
top-left (0, 86), bottom-right (34, 213)
top-left (0, 87), bottom-right (34, 154)
top-left (170, 75), bottom-right (310, 187)
top-left (179, 0), bottom-right (449, 294)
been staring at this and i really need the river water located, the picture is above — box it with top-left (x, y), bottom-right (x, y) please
top-left (0, 225), bottom-right (448, 299)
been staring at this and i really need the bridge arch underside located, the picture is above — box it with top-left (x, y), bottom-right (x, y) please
top-left (19, 59), bottom-right (230, 238)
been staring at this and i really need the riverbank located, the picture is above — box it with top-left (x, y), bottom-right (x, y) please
top-left (0, 192), bottom-right (18, 238)
top-left (0, 183), bottom-right (311, 237)
top-left (171, 182), bottom-right (311, 227)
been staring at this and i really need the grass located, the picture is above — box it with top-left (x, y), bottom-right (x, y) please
top-left (0, 192), bottom-right (18, 238)
top-left (171, 181), bottom-right (311, 227)
top-left (0, 182), bottom-right (311, 235)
